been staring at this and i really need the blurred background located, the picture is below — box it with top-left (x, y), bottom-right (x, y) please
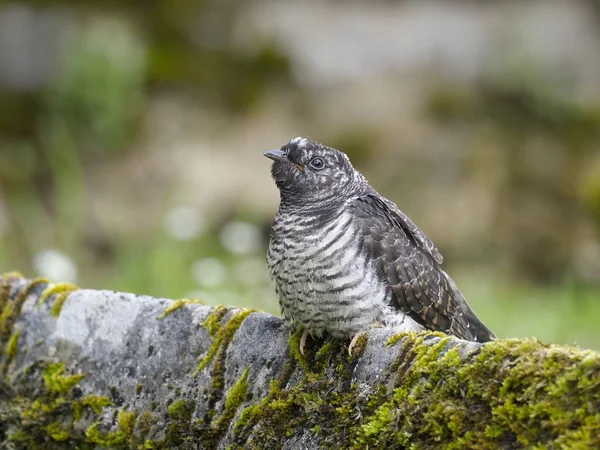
top-left (0, 0), bottom-right (599, 349)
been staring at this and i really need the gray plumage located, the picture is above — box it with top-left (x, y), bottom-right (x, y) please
top-left (265, 137), bottom-right (495, 344)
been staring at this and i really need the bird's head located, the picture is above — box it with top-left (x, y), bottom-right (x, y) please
top-left (264, 137), bottom-right (366, 205)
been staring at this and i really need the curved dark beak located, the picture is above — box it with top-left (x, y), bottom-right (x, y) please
top-left (263, 149), bottom-right (287, 162)
top-left (263, 149), bottom-right (304, 171)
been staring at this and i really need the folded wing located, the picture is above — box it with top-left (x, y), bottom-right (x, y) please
top-left (348, 194), bottom-right (495, 342)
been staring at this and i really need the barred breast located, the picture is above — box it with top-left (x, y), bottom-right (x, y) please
top-left (267, 204), bottom-right (419, 338)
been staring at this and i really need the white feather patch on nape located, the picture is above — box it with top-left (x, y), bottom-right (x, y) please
top-left (289, 136), bottom-right (308, 149)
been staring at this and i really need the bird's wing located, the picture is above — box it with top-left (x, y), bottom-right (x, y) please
top-left (348, 194), bottom-right (495, 342)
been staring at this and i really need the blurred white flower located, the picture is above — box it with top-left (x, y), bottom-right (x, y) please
top-left (164, 206), bottom-right (204, 241)
top-left (34, 249), bottom-right (78, 282)
top-left (220, 221), bottom-right (261, 255)
top-left (191, 257), bottom-right (227, 287)
top-left (233, 257), bottom-right (268, 287)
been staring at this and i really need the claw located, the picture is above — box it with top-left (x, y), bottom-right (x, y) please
top-left (348, 332), bottom-right (363, 356)
top-left (300, 329), bottom-right (309, 356)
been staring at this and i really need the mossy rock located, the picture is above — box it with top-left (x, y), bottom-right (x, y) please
top-left (0, 274), bottom-right (598, 449)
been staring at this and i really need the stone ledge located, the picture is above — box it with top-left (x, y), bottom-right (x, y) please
top-left (0, 274), bottom-right (598, 449)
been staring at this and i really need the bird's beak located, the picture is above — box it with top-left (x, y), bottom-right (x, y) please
top-left (263, 149), bottom-right (287, 162)
top-left (263, 150), bottom-right (304, 171)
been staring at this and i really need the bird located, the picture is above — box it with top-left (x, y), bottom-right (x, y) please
top-left (264, 137), bottom-right (495, 356)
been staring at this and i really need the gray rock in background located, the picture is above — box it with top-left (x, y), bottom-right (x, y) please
top-left (1, 274), bottom-right (598, 449)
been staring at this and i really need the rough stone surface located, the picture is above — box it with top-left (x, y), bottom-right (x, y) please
top-left (1, 274), bottom-right (599, 449)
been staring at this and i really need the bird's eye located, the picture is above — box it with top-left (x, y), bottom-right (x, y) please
top-left (309, 157), bottom-right (325, 170)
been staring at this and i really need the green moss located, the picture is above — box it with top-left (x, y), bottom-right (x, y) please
top-left (157, 298), bottom-right (207, 319)
top-left (46, 421), bottom-right (70, 441)
top-left (86, 410), bottom-right (138, 447)
top-left (1, 358), bottom-right (115, 447)
top-left (2, 328), bottom-right (20, 377)
top-left (224, 367), bottom-right (251, 412)
top-left (194, 308), bottom-right (256, 376)
top-left (165, 399), bottom-right (195, 447)
top-left (387, 330), bottom-right (446, 348)
top-left (0, 272), bottom-right (23, 318)
top-left (1, 275), bottom-right (598, 448)
top-left (2, 320), bottom-right (598, 448)
top-left (0, 278), bottom-right (11, 320)
top-left (287, 328), bottom-right (310, 374)
top-left (136, 383), bottom-right (143, 394)
top-left (235, 379), bottom-right (279, 435)
top-left (202, 305), bottom-right (229, 337)
top-left (233, 337), bottom-right (385, 447)
top-left (208, 366), bottom-right (251, 443)
top-left (386, 333), bottom-right (404, 347)
top-left (50, 292), bottom-right (72, 317)
top-left (135, 411), bottom-right (156, 446)
top-left (227, 333), bottom-right (600, 449)
top-left (1, 271), bottom-right (24, 279)
top-left (0, 277), bottom-right (48, 339)
top-left (81, 395), bottom-right (113, 415)
top-left (349, 333), bottom-right (369, 359)
top-left (168, 399), bottom-right (194, 420)
top-left (314, 341), bottom-right (334, 374)
top-left (43, 362), bottom-right (85, 395)
top-left (118, 410), bottom-right (137, 438)
top-left (6, 330), bottom-right (20, 362)
top-left (36, 282), bottom-right (79, 316)
top-left (86, 421), bottom-right (119, 446)
top-left (353, 337), bottom-right (600, 449)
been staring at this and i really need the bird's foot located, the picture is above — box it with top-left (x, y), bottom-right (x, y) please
top-left (348, 332), bottom-right (365, 356)
top-left (300, 329), bottom-right (309, 356)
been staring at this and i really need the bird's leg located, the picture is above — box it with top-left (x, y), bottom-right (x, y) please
top-left (299, 329), bottom-right (310, 356)
top-left (348, 332), bottom-right (365, 356)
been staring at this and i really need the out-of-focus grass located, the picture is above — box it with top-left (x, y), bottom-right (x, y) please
top-left (458, 276), bottom-right (600, 351)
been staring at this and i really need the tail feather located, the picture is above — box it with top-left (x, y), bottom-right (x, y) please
top-left (444, 271), bottom-right (496, 343)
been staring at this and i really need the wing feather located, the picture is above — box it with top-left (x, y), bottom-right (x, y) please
top-left (348, 194), bottom-right (495, 342)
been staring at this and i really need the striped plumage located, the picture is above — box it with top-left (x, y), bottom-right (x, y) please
top-left (265, 137), bottom-right (495, 348)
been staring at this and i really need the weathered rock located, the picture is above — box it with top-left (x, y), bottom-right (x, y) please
top-left (0, 273), bottom-right (599, 449)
